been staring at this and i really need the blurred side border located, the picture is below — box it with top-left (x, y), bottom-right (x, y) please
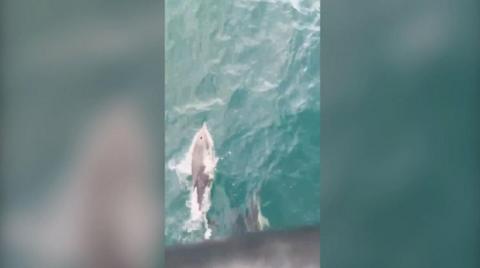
top-left (321, 0), bottom-right (480, 267)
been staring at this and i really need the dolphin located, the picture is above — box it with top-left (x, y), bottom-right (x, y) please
top-left (243, 191), bottom-right (270, 232)
top-left (232, 191), bottom-right (270, 234)
top-left (191, 123), bottom-right (216, 209)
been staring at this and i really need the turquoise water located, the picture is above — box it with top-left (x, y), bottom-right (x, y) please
top-left (165, 0), bottom-right (320, 245)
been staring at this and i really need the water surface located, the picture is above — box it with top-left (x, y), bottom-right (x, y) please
top-left (165, 0), bottom-right (320, 245)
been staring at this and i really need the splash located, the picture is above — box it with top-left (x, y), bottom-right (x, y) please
top-left (185, 184), bottom-right (213, 239)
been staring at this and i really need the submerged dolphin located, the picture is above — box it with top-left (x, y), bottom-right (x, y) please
top-left (243, 191), bottom-right (270, 232)
top-left (191, 123), bottom-right (216, 209)
top-left (232, 191), bottom-right (270, 234)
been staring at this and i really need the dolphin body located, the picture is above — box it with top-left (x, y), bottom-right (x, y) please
top-left (191, 123), bottom-right (216, 209)
top-left (231, 191), bottom-right (270, 234)
top-left (243, 192), bottom-right (270, 232)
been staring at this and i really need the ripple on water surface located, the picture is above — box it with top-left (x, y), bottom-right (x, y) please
top-left (165, 0), bottom-right (320, 245)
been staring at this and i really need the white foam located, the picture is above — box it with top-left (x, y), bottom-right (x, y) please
top-left (184, 184), bottom-right (213, 239)
top-left (173, 98), bottom-right (224, 115)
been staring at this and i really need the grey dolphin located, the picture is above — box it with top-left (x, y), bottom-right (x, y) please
top-left (191, 122), bottom-right (216, 209)
top-left (232, 191), bottom-right (270, 234)
top-left (244, 191), bottom-right (270, 232)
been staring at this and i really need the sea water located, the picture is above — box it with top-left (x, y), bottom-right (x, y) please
top-left (165, 0), bottom-right (320, 245)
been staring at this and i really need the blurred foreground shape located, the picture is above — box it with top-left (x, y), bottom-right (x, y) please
top-left (165, 226), bottom-right (320, 268)
top-left (3, 99), bottom-right (162, 268)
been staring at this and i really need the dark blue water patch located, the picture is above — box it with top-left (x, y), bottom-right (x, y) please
top-left (226, 87), bottom-right (248, 110)
top-left (249, 2), bottom-right (268, 28)
top-left (210, 105), bottom-right (320, 230)
top-left (257, 108), bottom-right (320, 227)
top-left (192, 111), bottom-right (211, 126)
top-left (223, 176), bottom-right (249, 208)
top-left (195, 73), bottom-right (219, 101)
